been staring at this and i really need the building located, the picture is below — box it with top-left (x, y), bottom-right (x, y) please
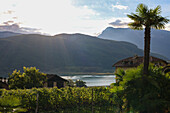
top-left (0, 77), bottom-right (9, 89)
top-left (44, 74), bottom-right (68, 88)
top-left (163, 65), bottom-right (170, 74)
top-left (113, 55), bottom-right (168, 73)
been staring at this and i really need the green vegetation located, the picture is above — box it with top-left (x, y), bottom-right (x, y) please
top-left (112, 64), bottom-right (170, 112)
top-left (0, 95), bottom-right (27, 113)
top-left (75, 80), bottom-right (87, 87)
top-left (8, 67), bottom-right (47, 89)
top-left (0, 87), bottom-right (115, 113)
top-left (0, 65), bottom-right (169, 113)
top-left (127, 4), bottom-right (169, 75)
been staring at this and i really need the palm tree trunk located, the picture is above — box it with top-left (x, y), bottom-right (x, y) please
top-left (143, 26), bottom-right (151, 75)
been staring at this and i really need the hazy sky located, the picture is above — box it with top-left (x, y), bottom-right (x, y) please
top-left (0, 0), bottom-right (169, 35)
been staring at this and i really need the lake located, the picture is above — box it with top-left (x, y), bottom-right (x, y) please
top-left (60, 75), bottom-right (116, 86)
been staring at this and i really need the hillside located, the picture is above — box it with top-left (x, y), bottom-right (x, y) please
top-left (99, 27), bottom-right (170, 59)
top-left (0, 33), bottom-right (166, 77)
top-left (0, 31), bottom-right (21, 38)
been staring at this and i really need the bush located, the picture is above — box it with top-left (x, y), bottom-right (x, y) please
top-left (0, 95), bottom-right (27, 113)
top-left (113, 64), bottom-right (170, 113)
top-left (8, 67), bottom-right (47, 89)
top-left (0, 87), bottom-right (114, 112)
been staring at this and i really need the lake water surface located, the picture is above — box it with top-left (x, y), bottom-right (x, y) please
top-left (60, 75), bottom-right (116, 86)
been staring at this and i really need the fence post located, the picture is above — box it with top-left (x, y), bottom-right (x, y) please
top-left (35, 92), bottom-right (39, 113)
top-left (78, 91), bottom-right (80, 112)
top-left (91, 88), bottom-right (94, 113)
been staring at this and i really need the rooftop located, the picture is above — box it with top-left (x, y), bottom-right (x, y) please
top-left (113, 55), bottom-right (168, 67)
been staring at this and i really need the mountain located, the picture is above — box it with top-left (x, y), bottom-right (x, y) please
top-left (0, 33), bottom-right (166, 77)
top-left (99, 27), bottom-right (170, 59)
top-left (0, 31), bottom-right (21, 38)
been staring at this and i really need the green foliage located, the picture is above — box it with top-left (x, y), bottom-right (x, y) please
top-left (0, 95), bottom-right (27, 113)
top-left (75, 80), bottom-right (87, 87)
top-left (127, 3), bottom-right (169, 30)
top-left (113, 64), bottom-right (170, 113)
top-left (66, 79), bottom-right (75, 87)
top-left (0, 87), bottom-right (115, 112)
top-left (1, 65), bottom-right (170, 112)
top-left (8, 67), bottom-right (47, 89)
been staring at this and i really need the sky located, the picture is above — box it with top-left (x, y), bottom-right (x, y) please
top-left (0, 0), bottom-right (169, 36)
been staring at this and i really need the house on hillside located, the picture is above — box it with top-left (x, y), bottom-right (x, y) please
top-left (44, 74), bottom-right (68, 88)
top-left (163, 65), bottom-right (170, 74)
top-left (0, 77), bottom-right (9, 89)
top-left (113, 55), bottom-right (168, 73)
top-left (167, 61), bottom-right (170, 64)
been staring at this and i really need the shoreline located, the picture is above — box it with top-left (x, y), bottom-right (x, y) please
top-left (60, 73), bottom-right (115, 76)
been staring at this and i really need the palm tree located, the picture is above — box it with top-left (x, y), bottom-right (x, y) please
top-left (127, 4), bottom-right (169, 75)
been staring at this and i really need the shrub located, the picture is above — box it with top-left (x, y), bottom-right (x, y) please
top-left (8, 67), bottom-right (47, 89)
top-left (113, 64), bottom-right (170, 113)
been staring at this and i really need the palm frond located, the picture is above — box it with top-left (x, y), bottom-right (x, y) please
top-left (128, 22), bottom-right (143, 30)
top-left (136, 4), bottom-right (148, 14)
top-left (127, 13), bottom-right (144, 30)
top-left (128, 3), bottom-right (169, 30)
top-left (153, 5), bottom-right (161, 15)
top-left (127, 13), bottom-right (143, 21)
top-left (136, 3), bottom-right (149, 18)
top-left (151, 16), bottom-right (169, 29)
top-left (153, 23), bottom-right (165, 29)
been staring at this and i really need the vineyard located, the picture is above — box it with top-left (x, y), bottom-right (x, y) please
top-left (0, 87), bottom-right (119, 113)
top-left (0, 65), bottom-right (170, 113)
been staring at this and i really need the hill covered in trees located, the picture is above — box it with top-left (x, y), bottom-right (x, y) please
top-left (0, 33), bottom-right (166, 77)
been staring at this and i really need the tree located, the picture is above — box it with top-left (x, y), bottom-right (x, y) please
top-left (127, 4), bottom-right (169, 75)
top-left (75, 80), bottom-right (87, 87)
top-left (8, 67), bottom-right (47, 89)
top-left (112, 65), bottom-right (170, 113)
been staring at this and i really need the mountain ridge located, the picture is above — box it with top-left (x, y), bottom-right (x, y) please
top-left (0, 31), bottom-right (21, 38)
top-left (99, 27), bottom-right (170, 59)
top-left (0, 33), bottom-right (167, 77)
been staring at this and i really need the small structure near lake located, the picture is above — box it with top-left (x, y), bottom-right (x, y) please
top-left (113, 55), bottom-right (168, 73)
top-left (44, 74), bottom-right (68, 88)
top-left (0, 77), bottom-right (9, 89)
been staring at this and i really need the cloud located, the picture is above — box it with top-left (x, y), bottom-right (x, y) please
top-left (0, 22), bottom-right (41, 34)
top-left (3, 21), bottom-right (14, 25)
top-left (3, 10), bottom-right (15, 14)
top-left (165, 24), bottom-right (170, 31)
top-left (12, 17), bottom-right (18, 19)
top-left (112, 4), bottom-right (128, 10)
top-left (109, 19), bottom-right (128, 27)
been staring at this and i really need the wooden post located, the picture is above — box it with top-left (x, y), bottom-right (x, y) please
top-left (44, 82), bottom-right (48, 87)
top-left (78, 90), bottom-right (80, 112)
top-left (53, 82), bottom-right (57, 87)
top-left (64, 82), bottom-right (66, 87)
top-left (35, 92), bottom-right (39, 113)
top-left (3, 78), bottom-right (6, 83)
top-left (92, 88), bottom-right (94, 113)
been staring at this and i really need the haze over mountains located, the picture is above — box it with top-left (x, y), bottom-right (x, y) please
top-left (0, 31), bottom-right (21, 38)
top-left (99, 27), bottom-right (170, 59)
top-left (0, 30), bottom-right (167, 77)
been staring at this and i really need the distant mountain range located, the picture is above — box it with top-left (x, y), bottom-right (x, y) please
top-left (0, 31), bottom-right (167, 77)
top-left (99, 27), bottom-right (170, 59)
top-left (0, 31), bottom-right (21, 38)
